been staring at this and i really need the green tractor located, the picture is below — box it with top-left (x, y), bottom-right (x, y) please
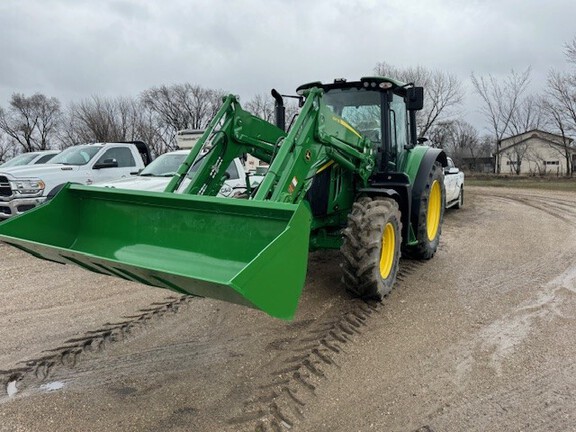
top-left (0, 77), bottom-right (446, 320)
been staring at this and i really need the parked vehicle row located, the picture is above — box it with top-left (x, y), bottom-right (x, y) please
top-left (0, 142), bottom-right (150, 219)
top-left (0, 142), bottom-right (462, 221)
top-left (95, 150), bottom-right (264, 197)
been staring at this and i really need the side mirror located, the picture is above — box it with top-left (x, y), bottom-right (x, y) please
top-left (406, 87), bottom-right (424, 111)
top-left (94, 158), bottom-right (119, 169)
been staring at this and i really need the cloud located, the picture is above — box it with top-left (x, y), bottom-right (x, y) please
top-left (1, 0), bottom-right (575, 132)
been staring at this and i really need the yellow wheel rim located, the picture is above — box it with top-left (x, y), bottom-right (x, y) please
top-left (427, 180), bottom-right (441, 241)
top-left (379, 222), bottom-right (396, 279)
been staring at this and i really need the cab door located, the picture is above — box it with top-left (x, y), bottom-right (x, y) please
top-left (443, 157), bottom-right (458, 203)
top-left (89, 147), bottom-right (138, 184)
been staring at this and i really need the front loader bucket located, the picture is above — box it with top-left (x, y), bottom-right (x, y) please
top-left (0, 184), bottom-right (312, 319)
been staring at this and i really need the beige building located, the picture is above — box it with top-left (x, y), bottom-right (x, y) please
top-left (496, 130), bottom-right (575, 176)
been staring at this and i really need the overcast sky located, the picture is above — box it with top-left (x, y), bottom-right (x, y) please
top-left (1, 0), bottom-right (575, 133)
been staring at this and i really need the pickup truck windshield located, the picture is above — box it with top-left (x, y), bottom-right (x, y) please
top-left (0, 153), bottom-right (38, 168)
top-left (140, 153), bottom-right (189, 177)
top-left (50, 146), bottom-right (101, 166)
top-left (139, 152), bottom-right (237, 178)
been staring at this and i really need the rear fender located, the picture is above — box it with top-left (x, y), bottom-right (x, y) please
top-left (405, 147), bottom-right (447, 229)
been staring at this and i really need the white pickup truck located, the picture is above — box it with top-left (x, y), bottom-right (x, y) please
top-left (95, 149), bottom-right (264, 197)
top-left (0, 150), bottom-right (60, 168)
top-left (444, 156), bottom-right (465, 209)
top-left (0, 141), bottom-right (150, 219)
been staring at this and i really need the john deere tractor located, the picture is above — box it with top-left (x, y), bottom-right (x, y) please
top-left (0, 77), bottom-right (446, 320)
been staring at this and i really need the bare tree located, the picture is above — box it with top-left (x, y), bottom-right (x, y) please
top-left (60, 96), bottom-right (167, 157)
top-left (502, 142), bottom-right (529, 175)
top-left (140, 83), bottom-right (226, 151)
top-left (427, 120), bottom-right (456, 151)
top-left (0, 93), bottom-right (61, 152)
top-left (540, 37), bottom-right (576, 176)
top-left (542, 68), bottom-right (576, 176)
top-left (131, 105), bottom-right (170, 157)
top-left (0, 132), bottom-right (17, 163)
top-left (509, 95), bottom-right (545, 136)
top-left (245, 93), bottom-right (275, 123)
top-left (428, 120), bottom-right (482, 168)
top-left (374, 62), bottom-right (464, 138)
top-left (453, 121), bottom-right (482, 166)
top-left (565, 37), bottom-right (576, 65)
top-left (62, 96), bottom-right (133, 146)
top-left (471, 67), bottom-right (532, 173)
top-left (244, 93), bottom-right (300, 129)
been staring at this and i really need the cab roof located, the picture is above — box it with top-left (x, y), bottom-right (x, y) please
top-left (296, 76), bottom-right (412, 96)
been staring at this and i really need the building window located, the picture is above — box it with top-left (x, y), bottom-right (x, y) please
top-left (506, 161), bottom-right (517, 166)
top-left (545, 161), bottom-right (560, 165)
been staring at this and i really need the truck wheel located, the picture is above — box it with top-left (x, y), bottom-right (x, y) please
top-left (406, 162), bottom-right (445, 260)
top-left (454, 186), bottom-right (464, 209)
top-left (341, 197), bottom-right (402, 300)
top-left (46, 184), bottom-right (67, 201)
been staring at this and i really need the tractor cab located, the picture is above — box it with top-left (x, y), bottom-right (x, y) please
top-left (296, 77), bottom-right (423, 173)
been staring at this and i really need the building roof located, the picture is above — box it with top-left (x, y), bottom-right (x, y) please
top-left (497, 129), bottom-right (575, 155)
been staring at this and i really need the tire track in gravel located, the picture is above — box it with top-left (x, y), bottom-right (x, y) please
top-left (0, 295), bottom-right (194, 399)
top-left (449, 192), bottom-right (576, 296)
top-left (489, 194), bottom-right (576, 225)
top-left (226, 259), bottom-right (428, 432)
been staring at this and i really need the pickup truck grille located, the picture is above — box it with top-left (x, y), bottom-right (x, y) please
top-left (0, 176), bottom-right (11, 197)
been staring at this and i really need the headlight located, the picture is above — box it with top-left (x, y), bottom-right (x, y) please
top-left (10, 179), bottom-right (45, 194)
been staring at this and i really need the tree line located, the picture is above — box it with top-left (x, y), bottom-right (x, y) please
top-left (0, 84), bottom-right (227, 161)
top-left (1, 37), bottom-right (576, 175)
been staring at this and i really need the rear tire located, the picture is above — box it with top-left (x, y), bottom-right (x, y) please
top-left (406, 162), bottom-right (445, 260)
top-left (341, 197), bottom-right (402, 300)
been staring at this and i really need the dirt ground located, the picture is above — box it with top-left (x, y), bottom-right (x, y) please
top-left (1, 186), bottom-right (576, 431)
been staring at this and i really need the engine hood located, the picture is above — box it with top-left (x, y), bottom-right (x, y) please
top-left (0, 164), bottom-right (79, 179)
top-left (94, 176), bottom-right (171, 192)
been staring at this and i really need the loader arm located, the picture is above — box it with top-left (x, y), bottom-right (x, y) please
top-left (165, 94), bottom-right (286, 196)
top-left (169, 88), bottom-right (375, 205)
top-left (254, 87), bottom-right (375, 203)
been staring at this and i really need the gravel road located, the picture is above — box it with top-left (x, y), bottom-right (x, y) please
top-left (1, 186), bottom-right (576, 432)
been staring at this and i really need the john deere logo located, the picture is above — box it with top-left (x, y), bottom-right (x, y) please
top-left (305, 150), bottom-right (311, 161)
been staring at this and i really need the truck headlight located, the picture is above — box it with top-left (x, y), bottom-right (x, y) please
top-left (10, 179), bottom-right (45, 194)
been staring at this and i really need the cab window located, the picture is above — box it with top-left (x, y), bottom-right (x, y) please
top-left (389, 93), bottom-right (408, 164)
top-left (35, 154), bottom-right (57, 164)
top-left (226, 162), bottom-right (239, 180)
top-left (96, 147), bottom-right (136, 168)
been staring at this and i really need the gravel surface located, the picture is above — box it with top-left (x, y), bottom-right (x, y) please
top-left (0, 245), bottom-right (174, 369)
top-left (1, 186), bottom-right (576, 432)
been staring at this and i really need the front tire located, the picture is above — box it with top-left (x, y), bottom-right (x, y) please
top-left (341, 197), bottom-right (402, 300)
top-left (454, 186), bottom-right (464, 209)
top-left (406, 162), bottom-right (445, 260)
